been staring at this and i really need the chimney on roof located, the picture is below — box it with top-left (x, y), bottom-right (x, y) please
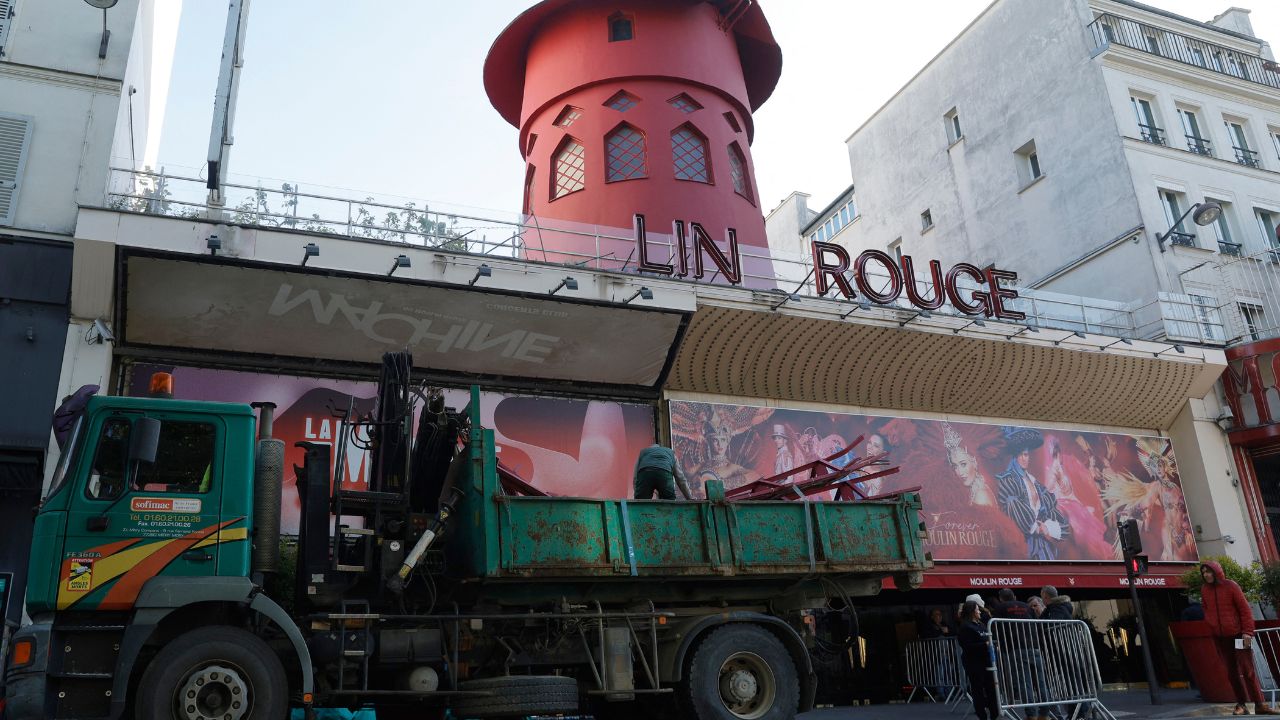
top-left (1210, 7), bottom-right (1255, 37)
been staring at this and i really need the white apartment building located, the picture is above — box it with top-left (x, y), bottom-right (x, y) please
top-left (768, 0), bottom-right (1280, 565)
top-left (0, 0), bottom-right (179, 628)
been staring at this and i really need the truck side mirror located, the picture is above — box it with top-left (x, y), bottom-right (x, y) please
top-left (129, 417), bottom-right (161, 465)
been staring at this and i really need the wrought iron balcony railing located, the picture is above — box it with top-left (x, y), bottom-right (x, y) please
top-left (1218, 240), bottom-right (1243, 256)
top-left (1088, 12), bottom-right (1280, 92)
top-left (1185, 135), bottom-right (1213, 156)
top-left (1234, 146), bottom-right (1261, 168)
top-left (1166, 231), bottom-right (1197, 248)
top-left (1137, 124), bottom-right (1166, 145)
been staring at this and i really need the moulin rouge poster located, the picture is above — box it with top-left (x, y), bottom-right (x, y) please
top-left (668, 400), bottom-right (1197, 563)
top-left (127, 364), bottom-right (654, 533)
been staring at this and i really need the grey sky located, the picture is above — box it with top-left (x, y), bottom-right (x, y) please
top-left (156, 1), bottom-right (1280, 220)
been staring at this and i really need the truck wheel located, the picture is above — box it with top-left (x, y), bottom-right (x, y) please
top-left (451, 675), bottom-right (578, 718)
top-left (135, 626), bottom-right (288, 720)
top-left (684, 624), bottom-right (799, 720)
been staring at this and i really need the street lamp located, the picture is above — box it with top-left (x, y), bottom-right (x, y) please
top-left (1156, 201), bottom-right (1222, 252)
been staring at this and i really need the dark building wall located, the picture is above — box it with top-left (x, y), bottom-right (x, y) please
top-left (0, 236), bottom-right (72, 625)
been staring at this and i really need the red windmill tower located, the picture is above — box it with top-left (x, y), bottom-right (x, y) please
top-left (484, 0), bottom-right (782, 286)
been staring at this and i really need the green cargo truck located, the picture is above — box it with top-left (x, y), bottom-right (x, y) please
top-left (4, 353), bottom-right (929, 720)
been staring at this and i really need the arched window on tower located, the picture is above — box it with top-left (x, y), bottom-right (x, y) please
top-left (671, 124), bottom-right (711, 184)
top-left (608, 12), bottom-right (634, 42)
top-left (728, 142), bottom-right (752, 203)
top-left (551, 137), bottom-right (586, 200)
top-left (606, 123), bottom-right (647, 182)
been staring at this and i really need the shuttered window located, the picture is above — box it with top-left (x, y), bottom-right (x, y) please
top-left (0, 112), bottom-right (34, 226)
top-left (0, 0), bottom-right (13, 57)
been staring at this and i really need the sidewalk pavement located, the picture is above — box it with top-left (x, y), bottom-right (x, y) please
top-left (797, 688), bottom-right (1263, 719)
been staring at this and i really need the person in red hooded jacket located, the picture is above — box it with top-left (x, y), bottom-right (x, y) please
top-left (1200, 561), bottom-right (1278, 715)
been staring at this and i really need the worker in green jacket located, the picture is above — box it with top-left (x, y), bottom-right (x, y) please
top-left (634, 444), bottom-right (694, 500)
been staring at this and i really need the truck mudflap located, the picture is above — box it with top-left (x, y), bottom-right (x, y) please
top-left (666, 612), bottom-right (817, 713)
top-left (3, 622), bottom-right (52, 719)
top-left (108, 576), bottom-right (314, 720)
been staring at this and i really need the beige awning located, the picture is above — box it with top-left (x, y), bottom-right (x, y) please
top-left (668, 297), bottom-right (1225, 430)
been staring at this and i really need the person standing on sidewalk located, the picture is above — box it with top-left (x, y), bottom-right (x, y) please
top-left (991, 588), bottom-right (1049, 720)
top-left (1040, 585), bottom-right (1073, 620)
top-left (1200, 561), bottom-right (1279, 716)
top-left (959, 600), bottom-right (1000, 720)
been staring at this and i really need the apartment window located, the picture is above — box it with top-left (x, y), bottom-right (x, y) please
top-left (551, 137), bottom-right (587, 199)
top-left (1240, 303), bottom-right (1265, 341)
top-left (889, 239), bottom-right (903, 262)
top-left (1101, 22), bottom-right (1115, 44)
top-left (944, 108), bottom-right (963, 144)
top-left (727, 142), bottom-right (752, 202)
top-left (1258, 209), bottom-right (1279, 249)
top-left (1191, 47), bottom-right (1208, 68)
top-left (605, 90), bottom-right (639, 113)
top-left (1130, 95), bottom-right (1164, 145)
top-left (1270, 127), bottom-right (1280, 162)
top-left (921, 209), bottom-right (933, 233)
top-left (1225, 119), bottom-right (1260, 168)
top-left (608, 13), bottom-right (634, 42)
top-left (1178, 107), bottom-right (1210, 156)
top-left (1206, 199), bottom-right (1240, 255)
top-left (1144, 34), bottom-right (1161, 55)
top-left (554, 106), bottom-right (582, 128)
top-left (605, 124), bottom-right (646, 182)
top-left (1161, 189), bottom-right (1195, 247)
top-left (839, 205), bottom-right (850, 225)
top-left (1015, 140), bottom-right (1042, 187)
top-left (671, 124), bottom-right (710, 183)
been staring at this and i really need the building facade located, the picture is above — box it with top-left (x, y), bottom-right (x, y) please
top-left (771, 0), bottom-right (1280, 567)
top-left (0, 0), bottom-right (179, 629)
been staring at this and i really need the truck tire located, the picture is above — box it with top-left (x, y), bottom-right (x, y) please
top-left (451, 675), bottom-right (578, 718)
top-left (683, 624), bottom-right (799, 720)
top-left (135, 626), bottom-right (288, 720)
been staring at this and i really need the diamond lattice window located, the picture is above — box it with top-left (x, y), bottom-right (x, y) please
top-left (671, 125), bottom-right (710, 183)
top-left (728, 142), bottom-right (751, 201)
top-left (605, 91), bottom-right (639, 113)
top-left (552, 138), bottom-right (586, 199)
top-left (555, 106), bottom-right (582, 128)
top-left (668, 94), bottom-right (702, 114)
top-left (606, 125), bottom-right (647, 182)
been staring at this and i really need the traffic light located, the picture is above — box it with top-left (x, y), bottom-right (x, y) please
top-left (1119, 518), bottom-right (1143, 557)
top-left (1128, 554), bottom-right (1149, 576)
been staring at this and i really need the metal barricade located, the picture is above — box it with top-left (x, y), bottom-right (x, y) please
top-left (989, 618), bottom-right (1114, 720)
top-left (1252, 627), bottom-right (1280, 705)
top-left (904, 636), bottom-right (968, 707)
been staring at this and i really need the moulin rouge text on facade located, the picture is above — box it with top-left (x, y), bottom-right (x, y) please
top-left (631, 212), bottom-right (1026, 320)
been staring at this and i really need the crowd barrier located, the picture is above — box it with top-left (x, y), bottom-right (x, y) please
top-left (989, 618), bottom-right (1114, 720)
top-left (904, 636), bottom-right (968, 708)
top-left (1252, 627), bottom-right (1280, 704)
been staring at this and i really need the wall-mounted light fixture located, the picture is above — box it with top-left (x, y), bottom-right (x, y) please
top-left (207, 235), bottom-right (222, 256)
top-left (388, 255), bottom-right (411, 276)
top-left (469, 264), bottom-right (492, 286)
top-left (624, 287), bottom-right (653, 304)
top-left (301, 243), bottom-right (319, 266)
top-left (549, 277), bottom-right (578, 296)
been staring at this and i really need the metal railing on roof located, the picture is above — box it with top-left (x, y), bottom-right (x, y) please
top-left (1088, 12), bottom-right (1280, 91)
top-left (103, 167), bottom-right (1241, 346)
top-left (1178, 247), bottom-right (1280, 345)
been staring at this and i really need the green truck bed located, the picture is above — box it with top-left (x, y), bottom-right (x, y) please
top-left (446, 390), bottom-right (930, 596)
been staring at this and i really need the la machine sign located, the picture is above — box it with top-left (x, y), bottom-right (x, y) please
top-left (632, 214), bottom-right (1026, 321)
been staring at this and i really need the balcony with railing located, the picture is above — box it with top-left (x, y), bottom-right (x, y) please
top-left (1137, 124), bottom-right (1166, 145)
top-left (1234, 145), bottom-right (1262, 168)
top-left (1219, 240), bottom-right (1243, 256)
top-left (101, 167), bottom-right (1280, 347)
top-left (1088, 12), bottom-right (1280, 92)
top-left (1166, 230), bottom-right (1197, 248)
top-left (1185, 135), bottom-right (1213, 156)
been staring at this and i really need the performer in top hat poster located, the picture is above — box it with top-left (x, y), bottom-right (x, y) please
top-left (991, 427), bottom-right (1071, 560)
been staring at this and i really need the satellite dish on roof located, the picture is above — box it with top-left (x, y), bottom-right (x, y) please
top-left (83, 0), bottom-right (119, 8)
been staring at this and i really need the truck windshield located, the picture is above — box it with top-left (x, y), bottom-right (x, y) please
top-left (45, 416), bottom-right (84, 500)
